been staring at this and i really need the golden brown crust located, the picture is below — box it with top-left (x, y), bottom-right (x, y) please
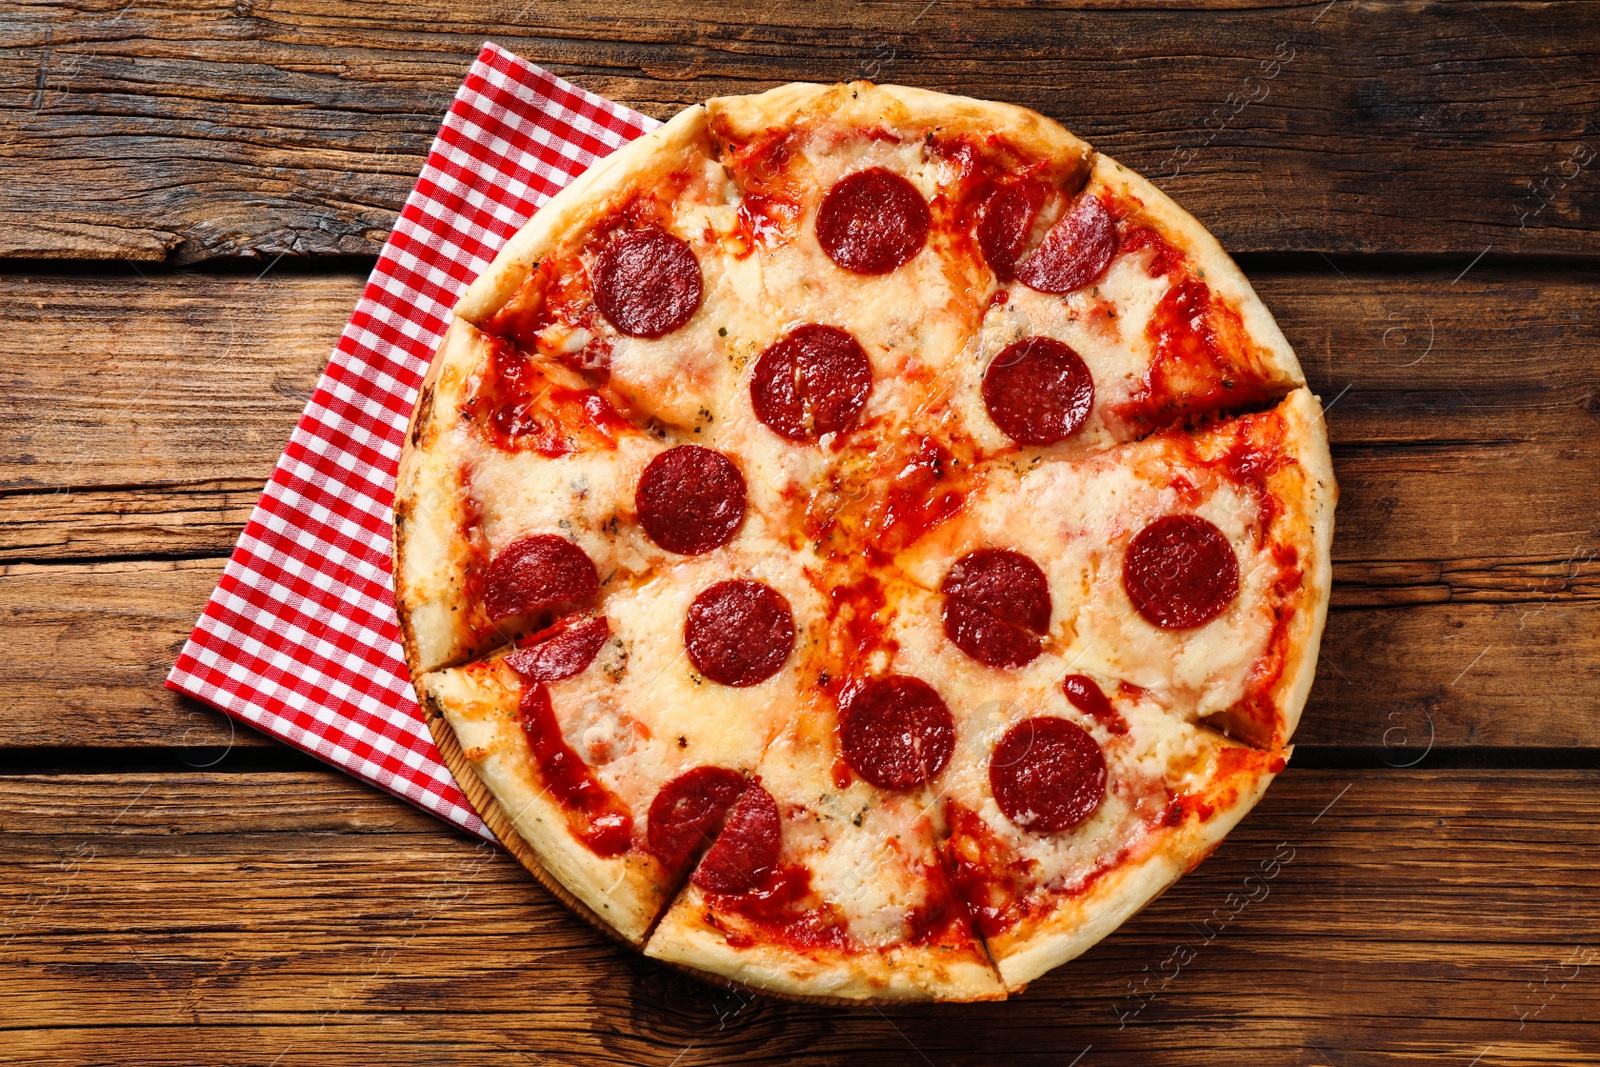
top-left (393, 317), bottom-right (493, 677)
top-left (645, 883), bottom-right (1007, 1002)
top-left (420, 660), bottom-right (670, 945)
top-left (706, 81), bottom-right (1093, 178)
top-left (1263, 388), bottom-right (1336, 747)
top-left (420, 687), bottom-right (641, 950)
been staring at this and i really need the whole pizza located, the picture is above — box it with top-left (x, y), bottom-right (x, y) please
top-left (394, 82), bottom-right (1336, 1002)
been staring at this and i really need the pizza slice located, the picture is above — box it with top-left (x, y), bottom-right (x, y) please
top-left (935, 676), bottom-right (1286, 989)
top-left (418, 539), bottom-right (829, 943)
top-left (895, 388), bottom-right (1335, 749)
top-left (944, 152), bottom-right (1308, 461)
top-left (643, 679), bottom-right (1006, 1001)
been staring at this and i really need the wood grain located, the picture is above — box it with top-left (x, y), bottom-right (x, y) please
top-left (0, 268), bottom-right (359, 496)
top-left (0, 478), bottom-right (260, 562)
top-left (2, 769), bottom-right (1595, 1065)
top-left (0, 558), bottom-right (268, 749)
top-left (3, 1), bottom-right (1598, 261)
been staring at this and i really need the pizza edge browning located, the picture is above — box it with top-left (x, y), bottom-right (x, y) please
top-left (417, 684), bottom-right (654, 946)
top-left (644, 883), bottom-right (1009, 1002)
top-left (393, 81), bottom-right (1337, 1002)
top-left (987, 740), bottom-right (1289, 989)
top-left (1249, 387), bottom-right (1337, 748)
top-left (395, 317), bottom-right (479, 678)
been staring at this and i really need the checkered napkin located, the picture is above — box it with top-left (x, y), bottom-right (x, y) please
top-left (166, 43), bottom-right (658, 838)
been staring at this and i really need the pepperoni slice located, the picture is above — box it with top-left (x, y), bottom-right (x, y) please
top-left (981, 336), bottom-right (1095, 446)
top-left (1062, 674), bottom-right (1129, 736)
top-left (684, 580), bottom-right (795, 687)
top-left (838, 675), bottom-right (956, 790)
top-left (484, 535), bottom-right (600, 622)
top-left (750, 324), bottom-right (873, 443)
top-left (647, 766), bottom-right (750, 875)
top-left (635, 445), bottom-right (746, 555)
top-left (1123, 515), bottom-right (1239, 629)
top-left (941, 549), bottom-right (1052, 669)
top-left (592, 226), bottom-right (703, 338)
top-left (989, 717), bottom-right (1107, 834)
top-left (504, 614), bottom-right (610, 683)
top-left (815, 168), bottom-right (930, 275)
top-left (692, 779), bottom-right (782, 893)
top-left (1015, 193), bottom-right (1118, 295)
top-left (976, 182), bottom-right (1046, 280)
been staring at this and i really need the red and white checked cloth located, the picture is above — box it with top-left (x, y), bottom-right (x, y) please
top-left (166, 43), bottom-right (658, 839)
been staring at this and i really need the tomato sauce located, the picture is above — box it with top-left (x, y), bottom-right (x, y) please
top-left (904, 860), bottom-right (979, 947)
top-left (706, 863), bottom-right (852, 952)
top-left (719, 127), bottom-right (800, 200)
top-left (1118, 218), bottom-right (1186, 279)
top-left (873, 436), bottom-right (965, 557)
top-left (942, 802), bottom-right (1036, 938)
top-left (1112, 276), bottom-right (1278, 431)
top-left (459, 336), bottom-right (632, 454)
top-left (482, 256), bottom-right (606, 365)
top-left (731, 192), bottom-right (802, 256)
top-left (517, 682), bottom-right (635, 857)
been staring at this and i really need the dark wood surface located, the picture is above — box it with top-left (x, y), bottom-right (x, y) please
top-left (3, 2), bottom-right (1598, 1063)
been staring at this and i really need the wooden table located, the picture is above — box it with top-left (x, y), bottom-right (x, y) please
top-left (4, 2), bottom-right (1598, 1062)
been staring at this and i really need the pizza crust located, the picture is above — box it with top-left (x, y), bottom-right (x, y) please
top-left (706, 81), bottom-right (1094, 186)
top-left (1254, 387), bottom-right (1336, 747)
top-left (645, 883), bottom-right (1008, 1002)
top-left (394, 316), bottom-right (484, 676)
top-left (1195, 386), bottom-right (1336, 749)
top-left (420, 686), bottom-right (643, 949)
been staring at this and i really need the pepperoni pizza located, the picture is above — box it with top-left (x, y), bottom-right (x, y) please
top-left (394, 82), bottom-right (1336, 1002)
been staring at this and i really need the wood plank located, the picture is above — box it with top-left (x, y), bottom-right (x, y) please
top-left (0, 478), bottom-right (260, 562)
top-left (0, 553), bottom-right (1595, 753)
top-left (0, 558), bottom-right (270, 749)
top-left (2, 266), bottom-right (1596, 561)
top-left (1, 769), bottom-right (1595, 1064)
top-left (1253, 267), bottom-right (1600, 564)
top-left (0, 268), bottom-right (359, 496)
top-left (3, 1), bottom-right (1598, 260)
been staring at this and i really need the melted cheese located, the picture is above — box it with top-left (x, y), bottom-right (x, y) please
top-left (895, 433), bottom-right (1282, 724)
top-left (548, 545), bottom-right (830, 818)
